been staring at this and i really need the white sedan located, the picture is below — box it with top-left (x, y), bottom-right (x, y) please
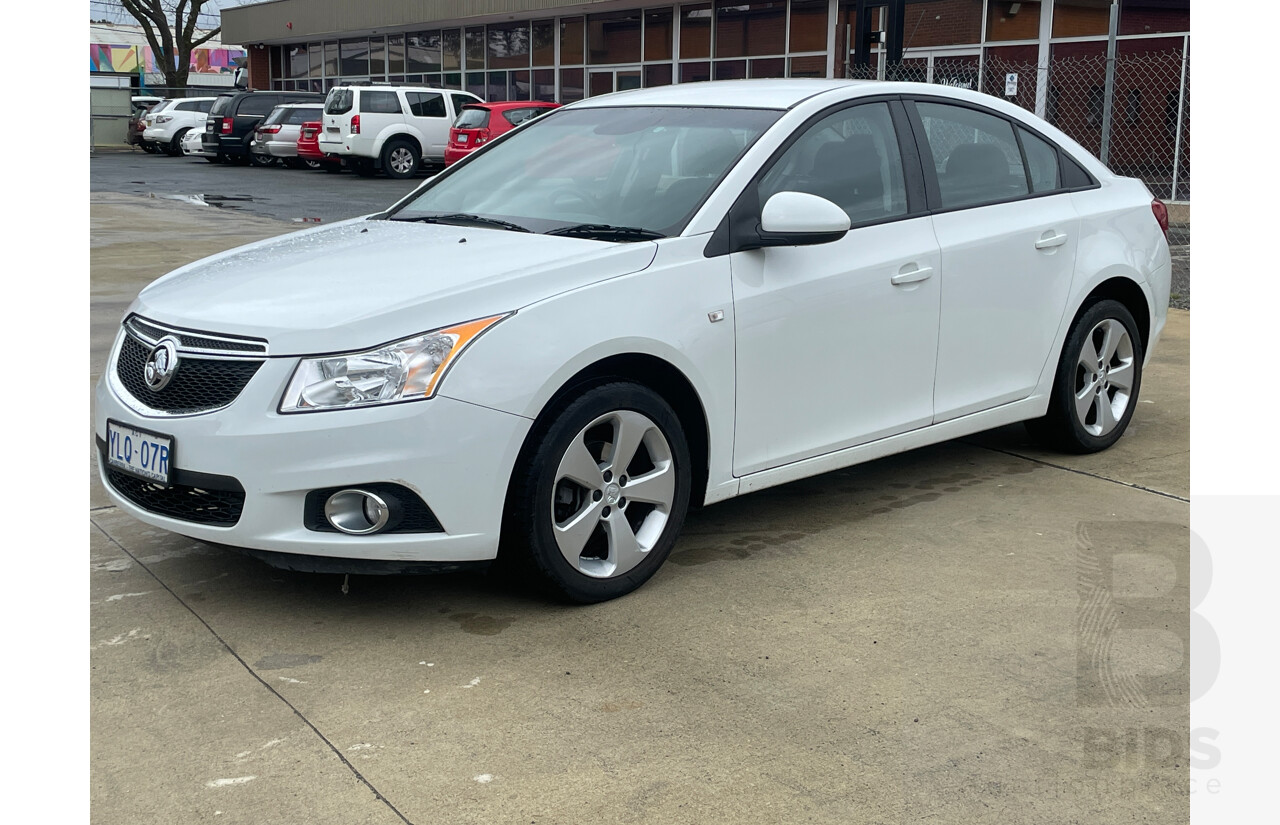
top-left (95, 79), bottom-right (1170, 603)
top-left (181, 121), bottom-right (208, 158)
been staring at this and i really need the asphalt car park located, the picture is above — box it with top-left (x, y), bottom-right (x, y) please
top-left (90, 148), bottom-right (1190, 823)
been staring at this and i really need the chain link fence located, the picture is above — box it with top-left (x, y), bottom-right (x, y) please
top-left (847, 44), bottom-right (1191, 211)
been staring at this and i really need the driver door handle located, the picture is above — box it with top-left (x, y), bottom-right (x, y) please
top-left (891, 265), bottom-right (934, 286)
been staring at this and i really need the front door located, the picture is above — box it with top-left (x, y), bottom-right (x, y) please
top-left (731, 100), bottom-right (941, 476)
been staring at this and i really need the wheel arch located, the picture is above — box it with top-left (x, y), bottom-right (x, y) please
top-left (507, 352), bottom-right (712, 510)
top-left (375, 129), bottom-right (421, 162)
top-left (1074, 275), bottom-right (1152, 355)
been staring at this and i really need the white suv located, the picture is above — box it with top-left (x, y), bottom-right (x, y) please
top-left (319, 85), bottom-right (483, 178)
top-left (143, 97), bottom-right (216, 157)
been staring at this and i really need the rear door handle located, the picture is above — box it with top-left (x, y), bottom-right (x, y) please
top-left (1035, 232), bottom-right (1069, 249)
top-left (891, 265), bottom-right (934, 286)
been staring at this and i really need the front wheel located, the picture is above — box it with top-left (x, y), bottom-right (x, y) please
top-left (167, 129), bottom-right (189, 156)
top-left (1026, 298), bottom-right (1144, 453)
top-left (502, 382), bottom-right (692, 603)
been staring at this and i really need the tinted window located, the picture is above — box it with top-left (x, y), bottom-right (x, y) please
top-left (209, 96), bottom-right (233, 116)
top-left (237, 95), bottom-right (279, 116)
top-left (454, 107), bottom-right (490, 129)
top-left (287, 106), bottom-right (322, 124)
top-left (916, 101), bottom-right (1030, 209)
top-left (262, 107), bottom-right (289, 127)
top-left (1018, 127), bottom-right (1060, 193)
top-left (502, 107), bottom-right (547, 127)
top-left (406, 92), bottom-right (445, 118)
top-left (759, 102), bottom-right (908, 225)
top-left (360, 91), bottom-right (403, 114)
top-left (325, 88), bottom-right (353, 115)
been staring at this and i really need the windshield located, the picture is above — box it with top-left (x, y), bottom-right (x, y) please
top-left (390, 106), bottom-right (781, 238)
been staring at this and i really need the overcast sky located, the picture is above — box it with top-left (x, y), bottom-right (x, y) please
top-left (88, 0), bottom-right (256, 28)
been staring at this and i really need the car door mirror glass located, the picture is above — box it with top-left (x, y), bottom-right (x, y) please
top-left (758, 191), bottom-right (851, 245)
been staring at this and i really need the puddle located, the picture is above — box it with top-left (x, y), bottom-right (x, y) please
top-left (146, 192), bottom-right (257, 210)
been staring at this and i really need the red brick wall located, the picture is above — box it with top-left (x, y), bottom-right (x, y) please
top-left (247, 44), bottom-right (270, 90)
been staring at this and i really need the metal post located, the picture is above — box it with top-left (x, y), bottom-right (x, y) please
top-left (1099, 1), bottom-right (1119, 166)
top-left (1035, 0), bottom-right (1054, 117)
top-left (1170, 34), bottom-right (1189, 201)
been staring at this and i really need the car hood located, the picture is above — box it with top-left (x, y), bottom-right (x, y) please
top-left (130, 218), bottom-right (658, 355)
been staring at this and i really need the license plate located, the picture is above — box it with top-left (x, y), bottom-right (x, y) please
top-left (457, 134), bottom-right (468, 143)
top-left (106, 420), bottom-right (173, 486)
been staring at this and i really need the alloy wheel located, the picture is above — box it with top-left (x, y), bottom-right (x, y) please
top-left (389, 147), bottom-right (415, 175)
top-left (1073, 318), bottom-right (1135, 437)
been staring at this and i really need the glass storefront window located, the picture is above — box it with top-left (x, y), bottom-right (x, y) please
top-left (714, 59), bottom-right (747, 79)
top-left (324, 42), bottom-right (338, 77)
top-left (407, 32), bottom-right (440, 73)
top-left (288, 44), bottom-right (308, 79)
top-left (532, 69), bottom-right (556, 101)
top-left (680, 61), bottom-right (711, 83)
top-left (1052, 0), bottom-right (1111, 38)
top-left (986, 0), bottom-right (1041, 41)
top-left (645, 8), bottom-right (674, 61)
top-left (308, 42), bottom-right (323, 77)
top-left (441, 30), bottom-right (461, 72)
top-left (270, 46), bottom-right (283, 80)
top-left (681, 5), bottom-right (712, 59)
top-left (488, 22), bottom-right (531, 70)
top-left (467, 70), bottom-right (486, 98)
top-left (561, 17), bottom-right (585, 64)
top-left (532, 20), bottom-right (556, 65)
top-left (904, 0), bottom-right (982, 47)
top-left (790, 0), bottom-right (829, 53)
top-left (587, 10), bottom-right (642, 65)
top-left (1120, 0), bottom-right (1189, 35)
top-left (789, 54), bottom-right (826, 77)
top-left (715, 1), bottom-right (785, 59)
top-left (388, 35), bottom-right (405, 74)
top-left (488, 70), bottom-right (510, 101)
top-left (644, 63), bottom-right (673, 88)
top-left (511, 69), bottom-right (533, 100)
top-left (560, 67), bottom-right (585, 102)
top-left (340, 39), bottom-right (368, 76)
top-left (465, 29), bottom-right (486, 70)
top-left (750, 57), bottom-right (785, 78)
top-left (369, 36), bottom-right (387, 77)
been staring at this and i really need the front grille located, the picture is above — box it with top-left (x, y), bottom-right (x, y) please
top-left (127, 317), bottom-right (267, 354)
top-left (115, 333), bottom-right (262, 415)
top-left (104, 466), bottom-right (245, 526)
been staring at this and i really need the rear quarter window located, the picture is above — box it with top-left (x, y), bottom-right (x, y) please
top-left (360, 91), bottom-right (403, 114)
top-left (209, 96), bottom-right (232, 116)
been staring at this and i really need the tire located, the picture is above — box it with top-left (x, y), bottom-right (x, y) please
top-left (323, 162), bottom-right (343, 174)
top-left (501, 382), bottom-right (692, 604)
top-left (303, 159), bottom-right (324, 170)
top-left (381, 139), bottom-right (420, 179)
top-left (141, 141), bottom-right (159, 154)
top-left (167, 129), bottom-right (188, 157)
top-left (248, 152), bottom-right (276, 167)
top-left (1026, 298), bottom-right (1144, 453)
top-left (352, 158), bottom-right (377, 177)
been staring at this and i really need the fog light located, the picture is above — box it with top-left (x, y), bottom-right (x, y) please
top-left (324, 489), bottom-right (392, 535)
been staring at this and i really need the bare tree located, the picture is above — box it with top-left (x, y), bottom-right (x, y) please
top-left (119, 0), bottom-right (222, 90)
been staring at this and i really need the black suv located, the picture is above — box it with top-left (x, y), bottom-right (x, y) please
top-left (203, 90), bottom-right (325, 164)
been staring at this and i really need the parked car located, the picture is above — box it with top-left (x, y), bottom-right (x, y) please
top-left (249, 102), bottom-right (326, 168)
top-left (445, 101), bottom-right (560, 166)
top-left (202, 90), bottom-right (325, 164)
top-left (96, 80), bottom-right (1171, 604)
top-left (296, 120), bottom-right (339, 171)
top-left (319, 84), bottom-right (483, 178)
top-left (143, 96), bottom-right (216, 157)
top-left (127, 100), bottom-right (162, 153)
top-left (181, 121), bottom-right (208, 158)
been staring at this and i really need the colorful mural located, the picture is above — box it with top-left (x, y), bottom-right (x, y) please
top-left (90, 44), bottom-right (245, 74)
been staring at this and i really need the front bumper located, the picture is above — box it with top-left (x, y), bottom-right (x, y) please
top-left (94, 336), bottom-right (532, 565)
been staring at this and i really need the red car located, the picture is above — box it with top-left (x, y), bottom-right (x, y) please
top-left (444, 101), bottom-right (561, 166)
top-left (296, 120), bottom-right (341, 171)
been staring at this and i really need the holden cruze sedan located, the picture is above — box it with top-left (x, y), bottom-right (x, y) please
top-left (95, 79), bottom-right (1171, 603)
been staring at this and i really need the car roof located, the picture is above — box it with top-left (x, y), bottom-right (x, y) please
top-left (570, 79), bottom-right (878, 110)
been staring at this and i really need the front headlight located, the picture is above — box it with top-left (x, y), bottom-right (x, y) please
top-left (279, 314), bottom-right (510, 413)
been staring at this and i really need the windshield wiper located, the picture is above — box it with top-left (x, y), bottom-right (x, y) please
top-left (391, 213), bottom-right (532, 233)
top-left (544, 223), bottom-right (665, 242)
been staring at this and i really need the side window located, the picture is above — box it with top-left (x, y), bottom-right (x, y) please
top-left (1018, 127), bottom-right (1061, 193)
top-left (503, 108), bottom-right (547, 127)
top-left (451, 93), bottom-right (481, 115)
top-left (288, 108), bottom-right (319, 125)
top-left (237, 95), bottom-right (278, 117)
top-left (361, 91), bottom-right (403, 114)
top-left (406, 92), bottom-right (446, 118)
top-left (196, 100), bottom-right (213, 113)
top-left (915, 101), bottom-right (1029, 209)
top-left (758, 101), bottom-right (908, 225)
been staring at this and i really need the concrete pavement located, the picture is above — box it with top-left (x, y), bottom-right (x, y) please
top-left (90, 193), bottom-right (1189, 824)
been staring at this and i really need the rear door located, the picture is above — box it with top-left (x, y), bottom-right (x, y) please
top-left (907, 98), bottom-right (1080, 421)
top-left (233, 94), bottom-right (279, 141)
top-left (404, 91), bottom-right (449, 159)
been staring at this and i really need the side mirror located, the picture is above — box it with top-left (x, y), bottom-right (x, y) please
top-left (756, 191), bottom-right (850, 247)
top-left (233, 67), bottom-right (248, 90)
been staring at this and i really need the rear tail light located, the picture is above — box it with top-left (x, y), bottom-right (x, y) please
top-left (260, 124), bottom-right (281, 134)
top-left (221, 117), bottom-right (233, 134)
top-left (351, 115), bottom-right (360, 134)
top-left (475, 129), bottom-right (491, 144)
top-left (1151, 199), bottom-right (1170, 239)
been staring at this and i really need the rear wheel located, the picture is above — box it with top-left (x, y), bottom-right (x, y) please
top-left (167, 129), bottom-right (188, 156)
top-left (141, 141), bottom-right (159, 154)
top-left (1026, 299), bottom-right (1144, 453)
top-left (303, 159), bottom-right (324, 170)
top-left (248, 152), bottom-right (276, 167)
top-left (352, 158), bottom-right (376, 177)
top-left (502, 382), bottom-right (691, 603)
top-left (381, 139), bottom-right (420, 179)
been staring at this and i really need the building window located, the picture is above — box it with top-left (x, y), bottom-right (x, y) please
top-left (488, 21), bottom-right (531, 70)
top-left (645, 8), bottom-right (674, 61)
top-left (986, 0), bottom-right (1042, 42)
top-left (715, 1), bottom-right (786, 59)
top-left (681, 4), bottom-right (713, 59)
top-left (587, 9), bottom-right (643, 65)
